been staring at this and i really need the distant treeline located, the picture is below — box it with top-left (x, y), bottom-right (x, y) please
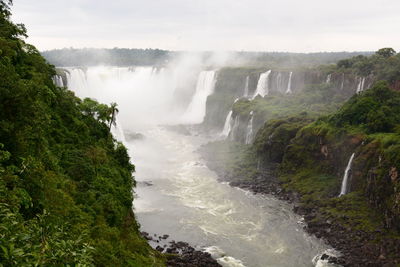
top-left (42, 48), bottom-right (170, 67)
top-left (42, 47), bottom-right (373, 68)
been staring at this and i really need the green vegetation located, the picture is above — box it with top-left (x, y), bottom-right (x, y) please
top-left (0, 2), bottom-right (163, 266)
top-left (336, 48), bottom-right (400, 83)
top-left (279, 82), bottom-right (400, 232)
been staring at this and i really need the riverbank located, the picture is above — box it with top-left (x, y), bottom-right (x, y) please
top-left (199, 140), bottom-right (400, 267)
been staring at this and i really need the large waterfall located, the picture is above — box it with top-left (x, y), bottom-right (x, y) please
top-left (339, 153), bottom-right (355, 196)
top-left (64, 66), bottom-right (182, 127)
top-left (181, 71), bottom-right (216, 124)
top-left (245, 111), bottom-right (254, 144)
top-left (253, 70), bottom-right (271, 99)
top-left (285, 72), bottom-right (293, 94)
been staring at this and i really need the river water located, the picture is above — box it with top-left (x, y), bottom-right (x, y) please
top-left (65, 66), bottom-right (336, 267)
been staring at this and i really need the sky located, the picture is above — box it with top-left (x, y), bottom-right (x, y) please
top-left (11, 0), bottom-right (400, 52)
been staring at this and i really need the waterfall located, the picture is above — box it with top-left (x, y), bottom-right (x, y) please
top-left (111, 117), bottom-right (127, 144)
top-left (64, 66), bottom-right (180, 126)
top-left (285, 72), bottom-right (293, 94)
top-left (326, 74), bottom-right (331, 84)
top-left (65, 68), bottom-right (88, 98)
top-left (229, 116), bottom-right (240, 141)
top-left (356, 77), bottom-right (366, 93)
top-left (276, 72), bottom-right (283, 92)
top-left (52, 75), bottom-right (64, 87)
top-left (340, 73), bottom-right (345, 90)
top-left (253, 70), bottom-right (271, 99)
top-left (245, 111), bottom-right (254, 144)
top-left (339, 153), bottom-right (355, 196)
top-left (220, 110), bottom-right (233, 137)
top-left (243, 76), bottom-right (249, 97)
top-left (181, 70), bottom-right (216, 124)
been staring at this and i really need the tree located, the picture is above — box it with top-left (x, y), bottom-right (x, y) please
top-left (376, 48), bottom-right (396, 58)
top-left (108, 102), bottom-right (119, 130)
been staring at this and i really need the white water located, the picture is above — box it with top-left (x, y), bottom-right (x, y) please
top-left (181, 70), bottom-right (216, 124)
top-left (245, 111), bottom-right (254, 145)
top-left (356, 77), bottom-right (366, 93)
top-left (326, 74), bottom-right (331, 84)
top-left (230, 115), bottom-right (240, 141)
top-left (243, 76), bottom-right (250, 97)
top-left (285, 72), bottom-right (293, 94)
top-left (339, 153), bottom-right (355, 196)
top-left (52, 75), bottom-right (64, 87)
top-left (110, 116), bottom-right (127, 144)
top-left (221, 110), bottom-right (233, 137)
top-left (253, 70), bottom-right (271, 99)
top-left (340, 74), bottom-right (345, 90)
top-left (65, 66), bottom-right (336, 267)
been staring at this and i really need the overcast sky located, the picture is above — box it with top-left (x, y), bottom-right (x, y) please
top-left (11, 0), bottom-right (400, 52)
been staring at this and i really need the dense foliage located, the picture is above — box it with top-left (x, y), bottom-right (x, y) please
top-left (0, 2), bottom-right (163, 266)
top-left (335, 48), bottom-right (400, 84)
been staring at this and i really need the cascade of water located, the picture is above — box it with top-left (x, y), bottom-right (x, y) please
top-left (181, 71), bottom-right (216, 124)
top-left (245, 111), bottom-right (254, 144)
top-left (326, 74), bottom-right (331, 84)
top-left (285, 72), bottom-right (293, 94)
top-left (64, 66), bottom-right (180, 126)
top-left (243, 76), bottom-right (249, 97)
top-left (220, 110), bottom-right (233, 137)
top-left (52, 75), bottom-right (64, 87)
top-left (253, 70), bottom-right (271, 99)
top-left (229, 116), bottom-right (240, 141)
top-left (340, 73), bottom-right (345, 90)
top-left (65, 68), bottom-right (88, 98)
top-left (356, 77), bottom-right (366, 93)
top-left (111, 116), bottom-right (127, 144)
top-left (276, 72), bottom-right (282, 92)
top-left (339, 153), bottom-right (355, 196)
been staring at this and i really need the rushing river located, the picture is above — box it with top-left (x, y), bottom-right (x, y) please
top-left (65, 65), bottom-right (336, 267)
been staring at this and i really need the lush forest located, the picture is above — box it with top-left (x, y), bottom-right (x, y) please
top-left (0, 1), bottom-right (163, 266)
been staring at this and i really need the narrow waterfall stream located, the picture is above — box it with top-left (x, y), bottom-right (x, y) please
top-left (65, 66), bottom-right (336, 267)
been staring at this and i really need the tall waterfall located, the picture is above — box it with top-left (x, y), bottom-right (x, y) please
top-left (220, 110), bottom-right (233, 137)
top-left (243, 76), bottom-right (249, 97)
top-left (326, 74), bottom-right (331, 84)
top-left (253, 70), bottom-right (271, 99)
top-left (356, 77), bottom-right (366, 93)
top-left (52, 75), bottom-right (64, 87)
top-left (285, 72), bottom-right (293, 94)
top-left (181, 71), bottom-right (216, 124)
top-left (245, 111), bottom-right (254, 144)
top-left (339, 153), bottom-right (355, 196)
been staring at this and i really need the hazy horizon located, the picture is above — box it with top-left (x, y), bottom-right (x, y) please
top-left (11, 0), bottom-right (400, 53)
